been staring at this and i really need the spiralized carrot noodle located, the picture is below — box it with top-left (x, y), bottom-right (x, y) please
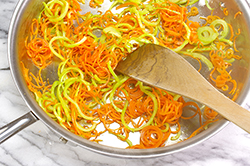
top-left (223, 8), bottom-right (229, 16)
top-left (203, 107), bottom-right (218, 120)
top-left (234, 11), bottom-right (242, 19)
top-left (21, 0), bottom-right (243, 149)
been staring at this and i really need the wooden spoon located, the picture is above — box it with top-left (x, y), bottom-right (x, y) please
top-left (116, 44), bottom-right (250, 133)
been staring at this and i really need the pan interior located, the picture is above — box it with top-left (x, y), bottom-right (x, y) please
top-left (8, 0), bottom-right (250, 158)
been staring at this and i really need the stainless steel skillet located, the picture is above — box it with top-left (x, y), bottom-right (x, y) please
top-left (2, 0), bottom-right (250, 158)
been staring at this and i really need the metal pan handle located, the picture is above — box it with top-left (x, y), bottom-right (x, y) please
top-left (0, 112), bottom-right (38, 143)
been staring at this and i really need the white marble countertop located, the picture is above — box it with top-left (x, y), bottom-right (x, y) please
top-left (1, 0), bottom-right (250, 165)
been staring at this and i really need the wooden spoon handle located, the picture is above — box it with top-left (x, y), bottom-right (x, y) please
top-left (200, 86), bottom-right (250, 133)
